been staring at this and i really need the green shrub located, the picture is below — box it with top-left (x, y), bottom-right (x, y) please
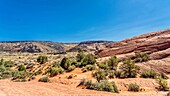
top-left (18, 64), bottom-right (26, 72)
top-left (92, 69), bottom-right (107, 82)
top-left (60, 57), bottom-right (71, 70)
top-left (98, 62), bottom-right (109, 70)
top-left (80, 80), bottom-right (119, 93)
top-left (128, 83), bottom-right (140, 92)
top-left (94, 80), bottom-right (119, 93)
top-left (140, 70), bottom-right (158, 78)
top-left (76, 51), bottom-right (86, 62)
top-left (38, 77), bottom-right (50, 82)
top-left (107, 56), bottom-right (119, 70)
top-left (82, 65), bottom-right (95, 72)
top-left (34, 70), bottom-right (42, 76)
top-left (119, 59), bottom-right (140, 78)
top-left (67, 65), bottom-right (76, 72)
top-left (156, 77), bottom-right (169, 91)
top-left (47, 67), bottom-right (64, 77)
top-left (134, 52), bottom-right (150, 62)
top-left (81, 54), bottom-right (96, 66)
top-left (37, 56), bottom-right (48, 64)
top-left (67, 74), bottom-right (76, 79)
top-left (107, 70), bottom-right (115, 79)
top-left (4, 60), bottom-right (14, 67)
top-left (11, 71), bottom-right (26, 80)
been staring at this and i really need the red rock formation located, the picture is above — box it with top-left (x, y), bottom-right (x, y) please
top-left (95, 29), bottom-right (170, 58)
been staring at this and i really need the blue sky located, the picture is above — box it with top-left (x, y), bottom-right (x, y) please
top-left (0, 0), bottom-right (170, 42)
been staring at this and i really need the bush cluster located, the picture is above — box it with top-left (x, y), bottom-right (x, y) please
top-left (134, 52), bottom-right (150, 62)
top-left (79, 79), bottom-right (119, 93)
top-left (128, 83), bottom-right (140, 92)
top-left (140, 70), bottom-right (158, 78)
top-left (156, 77), bottom-right (169, 91)
top-left (82, 65), bottom-right (95, 72)
top-left (38, 77), bottom-right (50, 82)
top-left (46, 67), bottom-right (64, 77)
top-left (118, 59), bottom-right (140, 78)
top-left (37, 56), bottom-right (48, 64)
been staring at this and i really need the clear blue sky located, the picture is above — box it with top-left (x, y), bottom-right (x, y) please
top-left (0, 0), bottom-right (170, 42)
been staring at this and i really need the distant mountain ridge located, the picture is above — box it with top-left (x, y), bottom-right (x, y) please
top-left (68, 40), bottom-right (114, 52)
top-left (0, 40), bottom-right (113, 53)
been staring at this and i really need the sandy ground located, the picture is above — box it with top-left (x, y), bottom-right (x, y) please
top-left (0, 68), bottom-right (169, 96)
top-left (0, 80), bottom-right (168, 96)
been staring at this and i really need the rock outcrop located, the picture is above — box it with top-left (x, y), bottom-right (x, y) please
top-left (0, 41), bottom-right (65, 53)
top-left (95, 29), bottom-right (170, 59)
top-left (68, 41), bottom-right (113, 52)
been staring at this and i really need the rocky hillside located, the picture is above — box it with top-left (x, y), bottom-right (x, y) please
top-left (95, 29), bottom-right (170, 59)
top-left (68, 40), bottom-right (113, 52)
top-left (0, 41), bottom-right (66, 53)
top-left (95, 29), bottom-right (170, 73)
top-left (0, 40), bottom-right (112, 53)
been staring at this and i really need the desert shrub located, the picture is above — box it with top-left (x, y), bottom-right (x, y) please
top-left (92, 69), bottom-right (107, 82)
top-left (67, 74), bottom-right (77, 79)
top-left (0, 64), bottom-right (6, 72)
top-left (107, 56), bottom-right (119, 70)
top-left (82, 65), bottom-right (95, 72)
top-left (94, 55), bottom-right (100, 59)
top-left (37, 56), bottom-right (48, 64)
top-left (140, 70), bottom-right (158, 78)
top-left (60, 57), bottom-right (71, 70)
top-left (4, 60), bottom-right (14, 67)
top-left (67, 65), bottom-right (76, 72)
top-left (94, 80), bottom-right (119, 93)
top-left (11, 71), bottom-right (26, 80)
top-left (98, 62), bottom-right (109, 70)
top-left (80, 80), bottom-right (119, 93)
top-left (81, 54), bottom-right (96, 66)
top-left (18, 64), bottom-right (26, 72)
top-left (76, 51), bottom-right (86, 62)
top-left (0, 59), bottom-right (4, 66)
top-left (0, 59), bottom-right (14, 68)
top-left (38, 77), bottom-right (50, 82)
top-left (156, 77), bottom-right (169, 91)
top-left (34, 70), bottom-right (42, 76)
top-left (52, 62), bottom-right (61, 67)
top-left (134, 52), bottom-right (150, 62)
top-left (107, 70), bottom-right (115, 79)
top-left (128, 83), bottom-right (140, 92)
top-left (47, 67), bottom-right (64, 77)
top-left (119, 59), bottom-right (140, 78)
top-left (75, 62), bottom-right (82, 67)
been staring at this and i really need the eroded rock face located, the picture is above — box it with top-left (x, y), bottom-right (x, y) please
top-left (95, 29), bottom-right (170, 59)
top-left (0, 41), bottom-right (65, 53)
top-left (68, 41), bottom-right (113, 52)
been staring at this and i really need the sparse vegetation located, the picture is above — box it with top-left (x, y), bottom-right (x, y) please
top-left (92, 69), bottom-right (107, 82)
top-left (82, 65), bottom-right (95, 72)
top-left (78, 79), bottom-right (119, 93)
top-left (18, 64), bottom-right (26, 72)
top-left (47, 67), bottom-right (64, 77)
top-left (140, 70), bottom-right (158, 78)
top-left (128, 83), bottom-right (140, 92)
top-left (38, 77), bottom-right (50, 82)
top-left (156, 77), bottom-right (169, 91)
top-left (37, 56), bottom-right (48, 64)
top-left (134, 52), bottom-right (150, 62)
top-left (118, 59), bottom-right (140, 78)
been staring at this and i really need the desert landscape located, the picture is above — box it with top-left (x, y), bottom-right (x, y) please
top-left (0, 29), bottom-right (169, 96)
